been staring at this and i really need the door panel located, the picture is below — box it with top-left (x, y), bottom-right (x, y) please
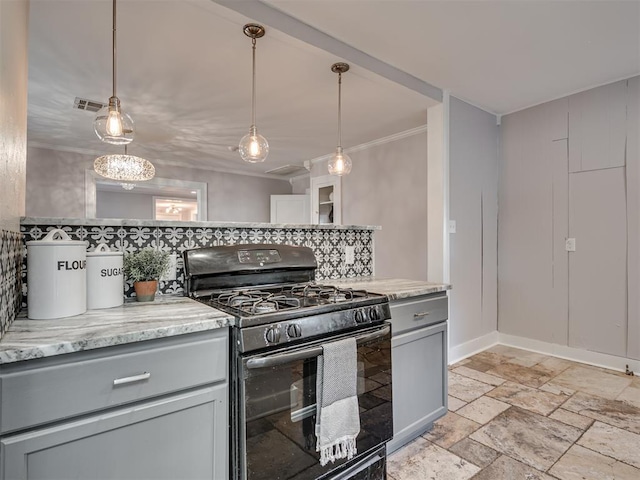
top-left (270, 195), bottom-right (310, 224)
top-left (568, 80), bottom-right (627, 172)
top-left (2, 386), bottom-right (227, 480)
top-left (387, 322), bottom-right (447, 453)
top-left (568, 168), bottom-right (627, 356)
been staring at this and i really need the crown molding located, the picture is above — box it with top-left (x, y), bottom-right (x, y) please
top-left (309, 124), bottom-right (428, 165)
top-left (501, 73), bottom-right (640, 117)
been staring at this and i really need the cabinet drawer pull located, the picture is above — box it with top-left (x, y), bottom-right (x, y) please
top-left (113, 372), bottom-right (151, 386)
top-left (413, 311), bottom-right (431, 319)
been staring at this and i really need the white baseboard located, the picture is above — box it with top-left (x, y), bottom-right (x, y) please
top-left (448, 331), bottom-right (499, 365)
top-left (498, 333), bottom-right (640, 374)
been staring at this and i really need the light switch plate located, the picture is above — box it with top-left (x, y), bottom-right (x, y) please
top-left (565, 238), bottom-right (576, 252)
top-left (449, 220), bottom-right (457, 234)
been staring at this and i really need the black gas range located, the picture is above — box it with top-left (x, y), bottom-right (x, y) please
top-left (184, 244), bottom-right (391, 354)
top-left (184, 244), bottom-right (393, 480)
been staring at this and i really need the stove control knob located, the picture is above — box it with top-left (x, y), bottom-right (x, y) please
top-left (354, 309), bottom-right (367, 324)
top-left (287, 323), bottom-right (302, 338)
top-left (369, 307), bottom-right (380, 321)
top-left (265, 326), bottom-right (281, 344)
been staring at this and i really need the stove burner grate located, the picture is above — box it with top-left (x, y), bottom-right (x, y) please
top-left (203, 283), bottom-right (374, 317)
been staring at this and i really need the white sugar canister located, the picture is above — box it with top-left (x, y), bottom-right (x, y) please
top-left (86, 243), bottom-right (124, 310)
top-left (27, 229), bottom-right (87, 319)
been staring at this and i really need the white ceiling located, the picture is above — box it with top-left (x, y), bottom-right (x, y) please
top-left (266, 0), bottom-right (640, 115)
top-left (27, 0), bottom-right (639, 177)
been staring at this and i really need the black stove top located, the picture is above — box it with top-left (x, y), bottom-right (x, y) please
top-left (183, 244), bottom-right (391, 352)
top-left (195, 282), bottom-right (387, 328)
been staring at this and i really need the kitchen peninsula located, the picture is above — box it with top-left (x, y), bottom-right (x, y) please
top-left (2, 217), bottom-right (451, 480)
top-left (19, 217), bottom-right (380, 302)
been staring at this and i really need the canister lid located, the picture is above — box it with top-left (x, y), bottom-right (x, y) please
top-left (86, 243), bottom-right (123, 257)
top-left (26, 228), bottom-right (86, 246)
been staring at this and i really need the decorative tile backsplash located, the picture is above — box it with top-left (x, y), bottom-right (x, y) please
top-left (21, 221), bottom-right (375, 302)
top-left (0, 229), bottom-right (23, 339)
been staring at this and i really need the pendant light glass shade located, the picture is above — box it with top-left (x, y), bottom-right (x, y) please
top-left (328, 146), bottom-right (352, 176)
top-left (94, 148), bottom-right (155, 184)
top-left (239, 126), bottom-right (269, 163)
top-left (239, 24), bottom-right (268, 163)
top-left (94, 0), bottom-right (134, 145)
top-left (329, 62), bottom-right (351, 176)
top-left (94, 97), bottom-right (134, 145)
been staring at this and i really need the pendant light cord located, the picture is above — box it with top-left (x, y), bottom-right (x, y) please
top-left (337, 72), bottom-right (342, 148)
top-left (112, 0), bottom-right (117, 99)
top-left (251, 37), bottom-right (257, 128)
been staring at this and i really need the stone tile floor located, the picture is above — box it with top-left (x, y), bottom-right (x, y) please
top-left (387, 345), bottom-right (640, 479)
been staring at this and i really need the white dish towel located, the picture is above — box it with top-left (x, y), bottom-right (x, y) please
top-left (315, 336), bottom-right (360, 466)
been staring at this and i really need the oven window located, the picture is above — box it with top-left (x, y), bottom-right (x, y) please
top-left (240, 332), bottom-right (392, 480)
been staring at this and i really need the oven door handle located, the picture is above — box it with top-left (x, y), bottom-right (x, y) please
top-left (245, 325), bottom-right (390, 369)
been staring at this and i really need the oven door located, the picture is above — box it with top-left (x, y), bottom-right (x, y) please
top-left (234, 323), bottom-right (392, 480)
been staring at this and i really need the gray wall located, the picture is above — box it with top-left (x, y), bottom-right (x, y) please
top-left (26, 147), bottom-right (89, 218)
top-left (344, 132), bottom-right (428, 280)
top-left (628, 76), bottom-right (640, 360)
top-left (290, 176), bottom-right (310, 194)
top-left (310, 130), bottom-right (429, 281)
top-left (499, 76), bottom-right (639, 361)
top-left (0, 0), bottom-right (28, 232)
top-left (449, 97), bottom-right (499, 351)
top-left (499, 97), bottom-right (569, 345)
top-left (26, 147), bottom-right (292, 223)
top-left (0, 0), bottom-right (28, 338)
top-left (159, 165), bottom-right (292, 223)
top-left (96, 191), bottom-right (155, 220)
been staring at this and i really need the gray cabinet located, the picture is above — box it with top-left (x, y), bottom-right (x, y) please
top-left (311, 174), bottom-right (341, 224)
top-left (270, 194), bottom-right (310, 223)
top-left (386, 294), bottom-right (448, 454)
top-left (1, 386), bottom-right (226, 480)
top-left (0, 329), bottom-right (229, 480)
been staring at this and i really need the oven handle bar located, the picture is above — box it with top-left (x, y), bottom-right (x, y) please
top-left (246, 325), bottom-right (390, 369)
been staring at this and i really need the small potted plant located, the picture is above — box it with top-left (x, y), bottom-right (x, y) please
top-left (123, 248), bottom-right (171, 302)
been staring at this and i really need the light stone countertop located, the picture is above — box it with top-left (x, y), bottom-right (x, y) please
top-left (330, 277), bottom-right (451, 301)
top-left (0, 296), bottom-right (233, 364)
top-left (21, 217), bottom-right (381, 230)
top-left (0, 278), bottom-right (449, 364)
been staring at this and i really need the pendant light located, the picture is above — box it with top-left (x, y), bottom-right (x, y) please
top-left (238, 24), bottom-right (269, 163)
top-left (328, 63), bottom-right (352, 176)
top-left (94, 144), bottom-right (155, 190)
top-left (93, 0), bottom-right (134, 145)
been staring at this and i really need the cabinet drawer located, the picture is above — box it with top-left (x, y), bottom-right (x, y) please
top-left (390, 294), bottom-right (448, 334)
top-left (0, 329), bottom-right (228, 434)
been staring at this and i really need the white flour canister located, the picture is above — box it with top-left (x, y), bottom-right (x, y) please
top-left (27, 229), bottom-right (87, 319)
top-left (86, 243), bottom-right (124, 310)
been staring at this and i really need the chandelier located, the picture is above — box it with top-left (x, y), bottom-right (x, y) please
top-left (94, 145), bottom-right (155, 188)
top-left (165, 205), bottom-right (182, 214)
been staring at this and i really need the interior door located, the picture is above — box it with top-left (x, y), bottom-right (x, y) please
top-left (568, 167), bottom-right (628, 356)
